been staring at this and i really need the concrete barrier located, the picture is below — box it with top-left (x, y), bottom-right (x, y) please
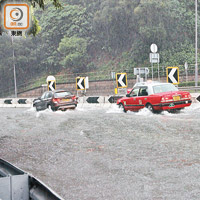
top-left (0, 98), bottom-right (35, 107)
top-left (78, 96), bottom-right (123, 104)
top-left (190, 93), bottom-right (200, 103)
top-left (0, 96), bottom-right (123, 108)
top-left (0, 94), bottom-right (199, 108)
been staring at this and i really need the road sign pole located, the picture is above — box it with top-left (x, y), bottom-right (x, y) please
top-left (111, 72), bottom-right (116, 95)
top-left (158, 62), bottom-right (160, 81)
top-left (185, 62), bottom-right (188, 82)
top-left (150, 44), bottom-right (159, 81)
top-left (139, 68), bottom-right (141, 82)
top-left (195, 0), bottom-right (198, 87)
top-left (186, 69), bottom-right (188, 83)
top-left (113, 78), bottom-right (115, 95)
top-left (11, 36), bottom-right (17, 98)
top-left (145, 70), bottom-right (147, 81)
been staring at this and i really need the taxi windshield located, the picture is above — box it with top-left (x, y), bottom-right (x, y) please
top-left (153, 84), bottom-right (178, 94)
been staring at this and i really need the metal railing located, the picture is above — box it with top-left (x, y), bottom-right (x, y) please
top-left (0, 64), bottom-right (200, 98)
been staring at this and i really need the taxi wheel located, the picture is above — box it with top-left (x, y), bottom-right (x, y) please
top-left (119, 103), bottom-right (127, 113)
top-left (146, 103), bottom-right (154, 113)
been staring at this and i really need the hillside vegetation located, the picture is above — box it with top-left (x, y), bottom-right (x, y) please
top-left (0, 0), bottom-right (200, 96)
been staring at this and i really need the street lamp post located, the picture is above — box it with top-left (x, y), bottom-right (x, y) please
top-left (195, 0), bottom-right (198, 87)
top-left (11, 36), bottom-right (17, 98)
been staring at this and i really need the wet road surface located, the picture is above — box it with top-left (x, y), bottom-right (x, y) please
top-left (1, 104), bottom-right (200, 199)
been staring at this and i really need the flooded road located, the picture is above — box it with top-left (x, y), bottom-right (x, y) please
top-left (1, 103), bottom-right (200, 199)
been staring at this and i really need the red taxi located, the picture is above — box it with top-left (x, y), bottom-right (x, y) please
top-left (117, 82), bottom-right (192, 113)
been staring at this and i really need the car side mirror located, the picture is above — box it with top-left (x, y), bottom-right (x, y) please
top-left (127, 88), bottom-right (132, 94)
top-left (126, 94), bottom-right (130, 97)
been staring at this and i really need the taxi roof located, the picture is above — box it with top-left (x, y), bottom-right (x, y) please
top-left (134, 81), bottom-right (170, 87)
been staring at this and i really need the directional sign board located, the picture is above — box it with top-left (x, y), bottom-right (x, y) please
top-left (167, 67), bottom-right (179, 85)
top-left (46, 76), bottom-right (56, 91)
top-left (76, 77), bottom-right (85, 90)
top-left (116, 73), bottom-right (127, 88)
top-left (108, 96), bottom-right (124, 103)
top-left (86, 97), bottom-right (99, 103)
top-left (150, 53), bottom-right (159, 63)
top-left (47, 81), bottom-right (56, 91)
top-left (134, 68), bottom-right (149, 75)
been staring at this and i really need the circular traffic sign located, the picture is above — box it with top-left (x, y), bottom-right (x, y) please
top-left (46, 75), bottom-right (56, 83)
top-left (150, 44), bottom-right (158, 53)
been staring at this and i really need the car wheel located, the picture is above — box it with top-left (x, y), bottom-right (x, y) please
top-left (119, 103), bottom-right (127, 113)
top-left (47, 104), bottom-right (52, 110)
top-left (48, 104), bottom-right (56, 111)
top-left (146, 103), bottom-right (154, 113)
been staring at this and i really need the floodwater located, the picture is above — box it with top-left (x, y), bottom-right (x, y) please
top-left (1, 103), bottom-right (200, 200)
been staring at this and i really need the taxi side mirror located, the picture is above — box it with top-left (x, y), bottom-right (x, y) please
top-left (127, 88), bottom-right (132, 94)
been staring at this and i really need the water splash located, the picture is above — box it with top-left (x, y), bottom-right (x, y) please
top-left (135, 108), bottom-right (154, 116)
top-left (26, 107), bottom-right (36, 112)
top-left (106, 104), bottom-right (124, 114)
top-left (35, 108), bottom-right (53, 118)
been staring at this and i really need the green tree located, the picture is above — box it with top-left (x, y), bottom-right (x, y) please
top-left (34, 3), bottom-right (92, 71)
top-left (58, 36), bottom-right (88, 72)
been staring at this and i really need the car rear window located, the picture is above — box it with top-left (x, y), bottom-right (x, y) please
top-left (153, 84), bottom-right (178, 94)
top-left (54, 91), bottom-right (72, 98)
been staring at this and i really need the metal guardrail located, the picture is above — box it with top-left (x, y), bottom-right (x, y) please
top-left (178, 86), bottom-right (200, 92)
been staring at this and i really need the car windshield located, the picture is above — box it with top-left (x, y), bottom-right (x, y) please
top-left (129, 88), bottom-right (139, 97)
top-left (54, 91), bottom-right (72, 98)
top-left (153, 84), bottom-right (178, 94)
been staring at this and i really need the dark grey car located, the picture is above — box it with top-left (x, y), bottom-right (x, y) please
top-left (33, 90), bottom-right (78, 111)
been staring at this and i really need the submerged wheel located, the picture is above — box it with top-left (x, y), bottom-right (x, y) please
top-left (119, 103), bottom-right (127, 113)
top-left (48, 104), bottom-right (52, 110)
top-left (146, 103), bottom-right (154, 113)
top-left (48, 104), bottom-right (56, 111)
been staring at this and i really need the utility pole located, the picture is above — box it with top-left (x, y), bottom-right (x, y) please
top-left (11, 36), bottom-right (17, 98)
top-left (195, 0), bottom-right (198, 87)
